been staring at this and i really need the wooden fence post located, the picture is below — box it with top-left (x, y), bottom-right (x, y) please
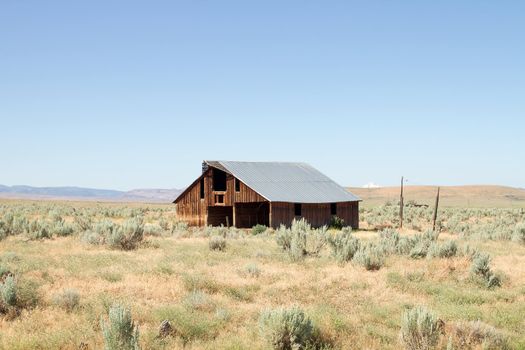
top-left (432, 187), bottom-right (440, 231)
top-left (399, 176), bottom-right (404, 229)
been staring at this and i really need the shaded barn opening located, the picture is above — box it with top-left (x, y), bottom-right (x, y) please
top-left (207, 206), bottom-right (233, 226)
top-left (235, 202), bottom-right (269, 228)
top-left (212, 168), bottom-right (227, 191)
top-left (331, 203), bottom-right (337, 216)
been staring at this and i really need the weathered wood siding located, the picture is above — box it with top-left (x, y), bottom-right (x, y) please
top-left (235, 202), bottom-right (269, 228)
top-left (175, 168), bottom-right (267, 226)
top-left (174, 172), bottom-right (208, 226)
top-left (270, 201), bottom-right (359, 229)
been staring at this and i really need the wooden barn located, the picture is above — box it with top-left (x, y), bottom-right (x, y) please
top-left (173, 161), bottom-right (361, 229)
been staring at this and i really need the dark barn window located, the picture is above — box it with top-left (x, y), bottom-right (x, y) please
top-left (294, 203), bottom-right (302, 216)
top-left (331, 203), bottom-right (337, 216)
top-left (200, 178), bottom-right (205, 199)
top-left (213, 169), bottom-right (227, 191)
top-left (235, 178), bottom-right (240, 192)
top-left (215, 194), bottom-right (224, 204)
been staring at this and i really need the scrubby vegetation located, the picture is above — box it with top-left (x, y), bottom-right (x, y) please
top-left (258, 306), bottom-right (315, 349)
top-left (0, 199), bottom-right (523, 349)
top-left (101, 304), bottom-right (141, 350)
top-left (400, 306), bottom-right (441, 350)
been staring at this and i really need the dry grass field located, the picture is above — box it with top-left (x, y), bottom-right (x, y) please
top-left (0, 199), bottom-right (524, 349)
top-left (350, 185), bottom-right (525, 208)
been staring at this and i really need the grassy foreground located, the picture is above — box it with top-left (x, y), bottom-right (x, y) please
top-left (0, 230), bottom-right (524, 349)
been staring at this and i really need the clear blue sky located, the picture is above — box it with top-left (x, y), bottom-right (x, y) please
top-left (1, 1), bottom-right (524, 190)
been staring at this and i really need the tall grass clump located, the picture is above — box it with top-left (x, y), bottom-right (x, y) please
top-left (101, 304), bottom-right (141, 350)
top-left (400, 306), bottom-right (442, 350)
top-left (53, 289), bottom-right (80, 312)
top-left (512, 222), bottom-right (525, 244)
top-left (327, 230), bottom-right (360, 263)
top-left (448, 320), bottom-right (508, 350)
top-left (171, 221), bottom-right (189, 237)
top-left (244, 263), bottom-right (261, 278)
top-left (209, 235), bottom-right (227, 251)
top-left (259, 306), bottom-right (314, 350)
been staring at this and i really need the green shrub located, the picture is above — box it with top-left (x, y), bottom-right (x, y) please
top-left (276, 219), bottom-right (327, 261)
top-left (276, 225), bottom-right (292, 251)
top-left (12, 278), bottom-right (40, 310)
top-left (396, 236), bottom-right (418, 255)
top-left (101, 304), bottom-right (141, 350)
top-left (209, 235), bottom-right (227, 251)
top-left (327, 231), bottom-right (360, 263)
top-left (259, 306), bottom-right (314, 350)
top-left (427, 240), bottom-right (458, 258)
top-left (93, 220), bottom-right (115, 237)
top-left (252, 224), bottom-right (268, 235)
top-left (144, 223), bottom-right (163, 236)
top-left (74, 214), bottom-right (93, 231)
top-left (486, 274), bottom-right (501, 289)
top-left (512, 222), bottom-right (525, 244)
top-left (51, 220), bottom-right (75, 237)
top-left (470, 253), bottom-right (501, 288)
top-left (171, 221), bottom-right (189, 236)
top-left (400, 306), bottom-right (442, 350)
top-left (82, 230), bottom-right (104, 245)
top-left (158, 218), bottom-right (170, 231)
top-left (459, 244), bottom-right (479, 259)
top-left (470, 253), bottom-right (491, 278)
top-left (409, 240), bottom-right (431, 259)
top-left (378, 229), bottom-right (401, 255)
top-left (354, 243), bottom-right (385, 271)
top-left (27, 220), bottom-right (52, 240)
top-left (183, 290), bottom-right (214, 311)
top-left (0, 275), bottom-right (17, 307)
top-left (0, 223), bottom-right (7, 241)
top-left (108, 218), bottom-right (144, 250)
top-left (53, 289), bottom-right (80, 312)
top-left (289, 233), bottom-right (307, 261)
top-left (245, 263), bottom-right (261, 278)
top-left (328, 216), bottom-right (345, 230)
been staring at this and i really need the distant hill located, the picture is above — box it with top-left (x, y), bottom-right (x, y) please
top-left (0, 185), bottom-right (182, 203)
top-left (2, 184), bottom-right (524, 208)
top-left (348, 185), bottom-right (525, 208)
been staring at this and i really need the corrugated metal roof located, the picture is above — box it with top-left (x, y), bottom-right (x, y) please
top-left (204, 161), bottom-right (230, 174)
top-left (204, 160), bottom-right (360, 203)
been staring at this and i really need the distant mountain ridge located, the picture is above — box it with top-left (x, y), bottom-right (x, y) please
top-left (0, 185), bottom-right (182, 203)
top-left (2, 184), bottom-right (524, 207)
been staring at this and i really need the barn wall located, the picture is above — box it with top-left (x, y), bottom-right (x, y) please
top-left (174, 172), bottom-right (209, 226)
top-left (207, 206), bottom-right (233, 227)
top-left (235, 202), bottom-right (269, 228)
top-left (336, 201), bottom-right (359, 229)
top-left (175, 166), bottom-right (359, 229)
top-left (270, 201), bottom-right (359, 229)
top-left (176, 167), bottom-right (267, 227)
